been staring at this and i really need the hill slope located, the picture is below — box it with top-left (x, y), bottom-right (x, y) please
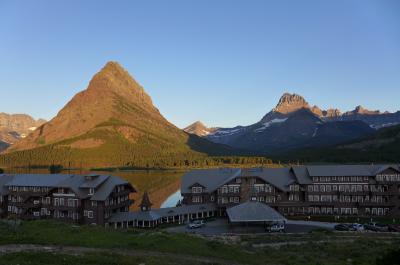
top-left (0, 62), bottom-right (242, 168)
top-left (278, 124), bottom-right (400, 163)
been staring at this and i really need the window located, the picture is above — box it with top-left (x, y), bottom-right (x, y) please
top-left (89, 188), bottom-right (95, 195)
top-left (192, 196), bottom-right (202, 203)
top-left (33, 211), bottom-right (40, 217)
top-left (192, 186), bottom-right (203, 193)
top-left (265, 184), bottom-right (273, 193)
top-left (83, 210), bottom-right (88, 217)
top-left (210, 196), bottom-right (214, 202)
top-left (91, 201), bottom-right (97, 207)
top-left (235, 178), bottom-right (241, 184)
top-left (87, 211), bottom-right (94, 218)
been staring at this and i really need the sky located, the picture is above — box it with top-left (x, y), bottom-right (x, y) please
top-left (0, 0), bottom-right (399, 128)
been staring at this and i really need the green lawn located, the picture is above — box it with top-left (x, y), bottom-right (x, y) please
top-left (0, 252), bottom-right (215, 265)
top-left (0, 220), bottom-right (399, 265)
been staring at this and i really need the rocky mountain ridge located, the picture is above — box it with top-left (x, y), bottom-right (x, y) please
top-left (0, 113), bottom-right (46, 152)
top-left (184, 92), bottom-right (394, 153)
top-left (2, 61), bottom-right (238, 167)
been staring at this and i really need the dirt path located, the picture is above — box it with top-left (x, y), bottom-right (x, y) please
top-left (0, 244), bottom-right (241, 265)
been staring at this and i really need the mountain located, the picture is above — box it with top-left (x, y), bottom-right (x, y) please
top-left (0, 113), bottom-right (46, 152)
top-left (185, 93), bottom-right (377, 154)
top-left (183, 121), bottom-right (218, 137)
top-left (0, 61), bottom-right (241, 168)
top-left (207, 108), bottom-right (374, 154)
top-left (278, 124), bottom-right (400, 163)
top-left (260, 93), bottom-right (400, 128)
top-left (328, 106), bottom-right (400, 129)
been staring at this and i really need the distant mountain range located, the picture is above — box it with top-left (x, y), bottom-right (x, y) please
top-left (0, 62), bottom-right (239, 168)
top-left (0, 113), bottom-right (46, 152)
top-left (278, 124), bottom-right (400, 163)
top-left (2, 65), bottom-right (399, 166)
top-left (184, 93), bottom-right (400, 154)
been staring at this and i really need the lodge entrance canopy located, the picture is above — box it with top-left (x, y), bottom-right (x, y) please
top-left (226, 201), bottom-right (286, 223)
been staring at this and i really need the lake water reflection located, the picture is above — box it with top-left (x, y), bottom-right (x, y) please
top-left (4, 168), bottom-right (186, 210)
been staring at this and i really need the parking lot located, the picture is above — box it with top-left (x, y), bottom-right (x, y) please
top-left (165, 218), bottom-right (337, 235)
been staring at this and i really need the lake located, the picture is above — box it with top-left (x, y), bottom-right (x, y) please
top-left (3, 168), bottom-right (186, 210)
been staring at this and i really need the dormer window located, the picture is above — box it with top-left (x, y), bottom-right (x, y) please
top-left (89, 188), bottom-right (95, 195)
top-left (191, 186), bottom-right (203, 193)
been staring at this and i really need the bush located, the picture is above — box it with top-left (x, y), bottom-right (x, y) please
top-left (49, 165), bottom-right (63, 174)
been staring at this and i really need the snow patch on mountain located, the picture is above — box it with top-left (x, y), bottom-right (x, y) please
top-left (209, 128), bottom-right (243, 137)
top-left (254, 118), bottom-right (288, 133)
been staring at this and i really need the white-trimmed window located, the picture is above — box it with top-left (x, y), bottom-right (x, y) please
top-left (89, 188), bottom-right (95, 195)
top-left (91, 201), bottom-right (97, 207)
top-left (87, 211), bottom-right (94, 218)
top-left (191, 186), bottom-right (203, 193)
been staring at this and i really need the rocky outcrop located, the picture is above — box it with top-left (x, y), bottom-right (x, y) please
top-left (0, 113), bottom-right (46, 151)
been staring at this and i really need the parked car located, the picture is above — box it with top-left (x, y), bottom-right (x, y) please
top-left (334, 224), bottom-right (351, 231)
top-left (364, 222), bottom-right (388, 232)
top-left (187, 220), bottom-right (205, 229)
top-left (350, 223), bottom-right (365, 231)
top-left (266, 223), bottom-right (285, 233)
top-left (388, 224), bottom-right (400, 232)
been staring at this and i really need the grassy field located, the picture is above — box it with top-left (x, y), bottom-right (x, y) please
top-left (0, 220), bottom-right (399, 265)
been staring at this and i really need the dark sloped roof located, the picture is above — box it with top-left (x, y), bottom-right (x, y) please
top-left (0, 175), bottom-right (14, 196)
top-left (373, 165), bottom-right (400, 175)
top-left (181, 168), bottom-right (241, 193)
top-left (307, 165), bottom-right (377, 177)
top-left (140, 191), bottom-right (152, 208)
top-left (291, 166), bottom-right (312, 184)
top-left (4, 174), bottom-right (72, 187)
top-left (56, 175), bottom-right (91, 199)
top-left (257, 168), bottom-right (295, 191)
top-left (90, 176), bottom-right (133, 201)
top-left (226, 201), bottom-right (286, 223)
top-left (108, 203), bottom-right (217, 223)
top-left (155, 203), bottom-right (216, 217)
top-left (79, 175), bottom-right (109, 188)
top-left (109, 211), bottom-right (161, 222)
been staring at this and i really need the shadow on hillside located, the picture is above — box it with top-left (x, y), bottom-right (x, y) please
top-left (186, 134), bottom-right (253, 156)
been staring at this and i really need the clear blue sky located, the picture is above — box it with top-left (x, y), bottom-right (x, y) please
top-left (1, 0), bottom-right (399, 128)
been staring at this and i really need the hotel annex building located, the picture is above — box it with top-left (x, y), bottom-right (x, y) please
top-left (181, 165), bottom-right (400, 217)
